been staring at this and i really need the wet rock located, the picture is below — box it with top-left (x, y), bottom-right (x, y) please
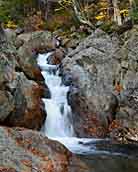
top-left (79, 154), bottom-right (138, 172)
top-left (62, 72), bottom-right (73, 86)
top-left (0, 126), bottom-right (88, 172)
top-left (40, 83), bottom-right (51, 99)
top-left (47, 48), bottom-right (65, 65)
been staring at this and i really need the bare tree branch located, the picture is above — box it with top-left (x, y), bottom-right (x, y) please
top-left (0, 21), bottom-right (7, 48)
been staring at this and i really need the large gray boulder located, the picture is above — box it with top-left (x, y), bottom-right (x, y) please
top-left (61, 27), bottom-right (138, 139)
top-left (0, 126), bottom-right (88, 172)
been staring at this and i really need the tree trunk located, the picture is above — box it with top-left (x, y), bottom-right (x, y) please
top-left (113, 0), bottom-right (122, 25)
top-left (72, 0), bottom-right (95, 28)
top-left (108, 0), bottom-right (114, 19)
top-left (129, 0), bottom-right (136, 11)
top-left (0, 22), bottom-right (7, 48)
top-left (45, 0), bottom-right (58, 20)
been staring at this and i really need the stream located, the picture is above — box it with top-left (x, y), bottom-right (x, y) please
top-left (37, 53), bottom-right (138, 157)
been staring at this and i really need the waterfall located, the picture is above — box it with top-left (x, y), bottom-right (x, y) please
top-left (37, 53), bottom-right (121, 155)
top-left (37, 53), bottom-right (74, 137)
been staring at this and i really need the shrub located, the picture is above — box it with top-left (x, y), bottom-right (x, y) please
top-left (99, 21), bottom-right (115, 33)
top-left (24, 11), bottom-right (45, 32)
top-left (5, 21), bottom-right (17, 29)
top-left (130, 9), bottom-right (138, 24)
top-left (44, 10), bottom-right (75, 31)
top-left (57, 0), bottom-right (95, 28)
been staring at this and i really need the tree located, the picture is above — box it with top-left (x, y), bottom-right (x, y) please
top-left (129, 0), bottom-right (136, 11)
top-left (57, 0), bottom-right (97, 28)
top-left (112, 0), bottom-right (122, 25)
top-left (0, 0), bottom-right (39, 23)
top-left (72, 0), bottom-right (95, 27)
top-left (0, 21), bottom-right (7, 48)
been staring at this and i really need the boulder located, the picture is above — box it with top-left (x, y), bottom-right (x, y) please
top-left (61, 28), bottom-right (138, 138)
top-left (17, 31), bottom-right (56, 81)
top-left (4, 72), bottom-right (46, 130)
top-left (17, 31), bottom-right (54, 50)
top-left (0, 51), bottom-right (17, 88)
top-left (0, 125), bottom-right (137, 171)
top-left (61, 29), bottom-right (120, 137)
top-left (17, 45), bottom-right (44, 81)
top-left (4, 29), bottom-right (17, 45)
top-left (0, 126), bottom-right (88, 172)
top-left (47, 48), bottom-right (65, 65)
top-left (0, 91), bottom-right (15, 121)
top-left (0, 31), bottom-right (48, 130)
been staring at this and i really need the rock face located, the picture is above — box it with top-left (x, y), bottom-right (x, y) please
top-left (0, 126), bottom-right (88, 172)
top-left (4, 73), bottom-right (46, 129)
top-left (0, 30), bottom-right (54, 130)
top-left (61, 27), bottom-right (138, 139)
top-left (0, 126), bottom-right (137, 172)
top-left (79, 154), bottom-right (138, 172)
top-left (17, 31), bottom-right (54, 81)
top-left (47, 48), bottom-right (65, 65)
top-left (0, 90), bottom-right (14, 121)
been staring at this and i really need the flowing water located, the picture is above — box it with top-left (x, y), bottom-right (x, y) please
top-left (37, 53), bottom-right (138, 156)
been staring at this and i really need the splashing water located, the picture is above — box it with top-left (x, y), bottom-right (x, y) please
top-left (37, 53), bottom-right (126, 156)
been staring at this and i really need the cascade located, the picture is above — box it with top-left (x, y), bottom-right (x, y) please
top-left (37, 53), bottom-right (125, 155)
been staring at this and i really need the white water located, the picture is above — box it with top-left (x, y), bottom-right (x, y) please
top-left (38, 53), bottom-right (74, 138)
top-left (37, 53), bottom-right (113, 155)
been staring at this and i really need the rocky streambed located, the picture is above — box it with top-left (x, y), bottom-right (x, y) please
top-left (0, 29), bottom-right (89, 172)
top-left (0, 27), bottom-right (138, 171)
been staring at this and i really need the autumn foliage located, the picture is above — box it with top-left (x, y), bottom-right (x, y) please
top-left (24, 11), bottom-right (45, 31)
